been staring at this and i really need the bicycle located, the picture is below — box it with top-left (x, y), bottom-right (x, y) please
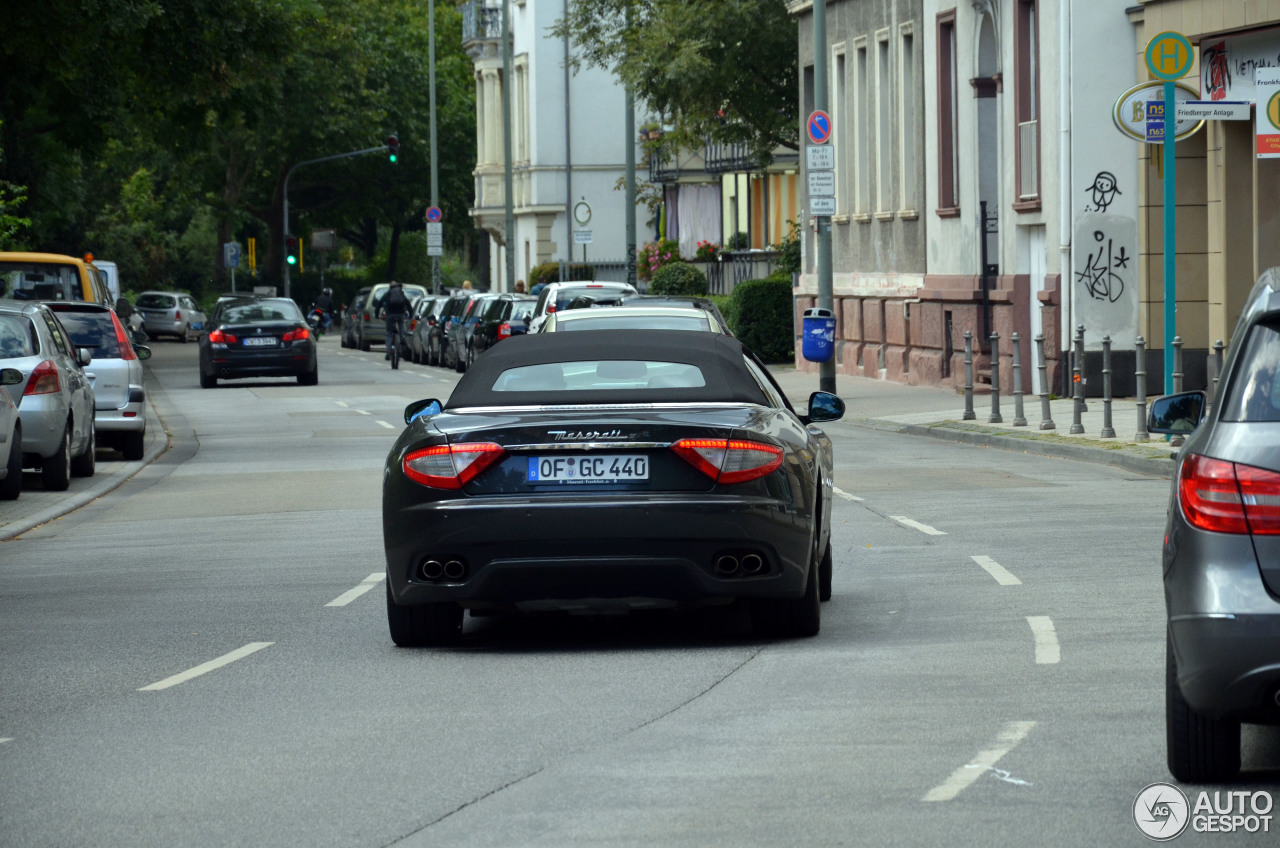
top-left (387, 316), bottom-right (405, 370)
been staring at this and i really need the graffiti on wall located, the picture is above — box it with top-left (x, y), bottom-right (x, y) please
top-left (1077, 229), bottom-right (1130, 302)
top-left (1074, 212), bottom-right (1137, 348)
top-left (1083, 172), bottom-right (1121, 213)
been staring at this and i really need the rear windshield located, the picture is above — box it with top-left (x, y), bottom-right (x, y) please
top-left (554, 287), bottom-right (630, 311)
top-left (136, 294), bottom-right (176, 309)
top-left (220, 301), bottom-right (302, 324)
top-left (1221, 319), bottom-right (1280, 422)
top-left (52, 311), bottom-right (121, 358)
top-left (492, 360), bottom-right (707, 393)
top-left (0, 262), bottom-right (80, 302)
top-left (0, 314), bottom-right (36, 358)
top-left (558, 314), bottom-right (709, 332)
top-left (372, 286), bottom-right (427, 310)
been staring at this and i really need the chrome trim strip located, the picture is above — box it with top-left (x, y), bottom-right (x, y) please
top-left (1169, 613), bottom-right (1238, 622)
top-left (449, 402), bottom-right (763, 414)
top-left (505, 441), bottom-right (671, 451)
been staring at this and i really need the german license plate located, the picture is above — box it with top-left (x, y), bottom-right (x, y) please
top-left (243, 336), bottom-right (275, 347)
top-left (528, 455), bottom-right (648, 483)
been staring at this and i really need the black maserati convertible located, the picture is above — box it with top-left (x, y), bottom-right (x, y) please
top-left (381, 330), bottom-right (845, 646)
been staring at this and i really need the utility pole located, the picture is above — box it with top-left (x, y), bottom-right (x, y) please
top-left (502, 0), bottom-right (516, 292)
top-left (624, 2), bottom-right (636, 288)
top-left (813, 0), bottom-right (835, 393)
top-left (428, 0), bottom-right (441, 294)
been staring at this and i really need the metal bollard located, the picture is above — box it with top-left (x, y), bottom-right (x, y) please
top-left (1100, 335), bottom-right (1116, 438)
top-left (1135, 336), bottom-right (1149, 442)
top-left (1036, 333), bottom-right (1055, 430)
top-left (989, 332), bottom-right (1003, 423)
top-left (1070, 325), bottom-right (1085, 434)
top-left (1172, 335), bottom-right (1184, 394)
top-left (1210, 340), bottom-right (1224, 409)
top-left (963, 330), bottom-right (975, 420)
top-left (1011, 332), bottom-right (1027, 426)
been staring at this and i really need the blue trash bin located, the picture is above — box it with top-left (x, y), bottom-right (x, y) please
top-left (802, 307), bottom-right (837, 363)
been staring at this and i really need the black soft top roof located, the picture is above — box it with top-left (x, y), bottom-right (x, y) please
top-left (446, 330), bottom-right (768, 408)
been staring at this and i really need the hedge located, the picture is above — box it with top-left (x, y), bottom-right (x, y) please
top-left (649, 261), bottom-right (708, 296)
top-left (529, 261), bottom-right (596, 287)
top-left (731, 276), bottom-right (794, 362)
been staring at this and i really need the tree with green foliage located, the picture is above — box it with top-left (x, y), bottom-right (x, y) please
top-left (553, 0), bottom-right (799, 164)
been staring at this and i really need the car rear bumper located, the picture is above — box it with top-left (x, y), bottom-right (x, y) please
top-left (204, 347), bottom-right (314, 378)
top-left (1170, 615), bottom-right (1280, 722)
top-left (94, 403), bottom-right (146, 433)
top-left (384, 494), bottom-right (813, 611)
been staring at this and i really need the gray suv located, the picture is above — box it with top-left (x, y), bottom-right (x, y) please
top-left (1149, 268), bottom-right (1280, 782)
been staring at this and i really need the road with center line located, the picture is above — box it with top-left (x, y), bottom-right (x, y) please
top-left (1, 335), bottom-right (1277, 847)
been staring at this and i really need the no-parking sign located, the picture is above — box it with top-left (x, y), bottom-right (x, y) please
top-left (806, 111), bottom-right (832, 145)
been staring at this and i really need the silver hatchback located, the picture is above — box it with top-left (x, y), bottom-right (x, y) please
top-left (135, 290), bottom-right (206, 342)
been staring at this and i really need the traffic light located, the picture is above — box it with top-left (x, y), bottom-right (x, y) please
top-left (285, 236), bottom-right (298, 266)
top-left (386, 134), bottom-right (399, 164)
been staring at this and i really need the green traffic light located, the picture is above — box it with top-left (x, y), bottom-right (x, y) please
top-left (389, 153), bottom-right (397, 163)
top-left (286, 255), bottom-right (297, 265)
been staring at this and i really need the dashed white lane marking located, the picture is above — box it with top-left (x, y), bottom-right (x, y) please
top-left (0, 738), bottom-right (12, 744)
top-left (138, 642), bottom-right (274, 691)
top-left (1026, 616), bottom-right (1060, 664)
top-left (325, 572), bottom-right (385, 607)
top-left (890, 516), bottom-right (947, 536)
top-left (354, 409), bottom-right (370, 416)
top-left (335, 401), bottom-right (349, 407)
top-left (833, 487), bottom-right (864, 502)
top-left (971, 555), bottom-right (1022, 586)
top-left (376, 420), bottom-right (396, 430)
top-left (922, 720), bottom-right (1037, 801)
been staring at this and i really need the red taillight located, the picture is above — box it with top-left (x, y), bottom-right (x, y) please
top-left (410, 318), bottom-right (418, 331)
top-left (670, 438), bottom-right (784, 484)
top-left (547, 305), bottom-right (557, 314)
top-left (364, 311), bottom-right (370, 321)
top-left (282, 327), bottom-right (309, 342)
top-left (208, 328), bottom-right (238, 344)
top-left (403, 443), bottom-right (506, 489)
top-left (498, 322), bottom-right (511, 340)
top-left (1177, 453), bottom-right (1280, 534)
top-left (24, 360), bottom-right (60, 395)
top-left (110, 311), bottom-right (136, 361)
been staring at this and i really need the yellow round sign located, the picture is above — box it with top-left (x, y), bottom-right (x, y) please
top-left (1268, 91), bottom-right (1280, 132)
top-left (1145, 31), bottom-right (1194, 82)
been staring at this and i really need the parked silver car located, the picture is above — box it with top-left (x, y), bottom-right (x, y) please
top-left (358, 282), bottom-right (429, 351)
top-left (48, 302), bottom-right (151, 460)
top-left (0, 300), bottom-right (96, 490)
top-left (135, 290), bottom-right (206, 342)
top-left (527, 281), bottom-right (637, 333)
top-left (0, 366), bottom-right (23, 499)
top-left (1149, 268), bottom-right (1280, 782)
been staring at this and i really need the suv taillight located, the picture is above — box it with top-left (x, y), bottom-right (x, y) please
top-left (24, 360), bottom-right (60, 395)
top-left (670, 438), bottom-right (784, 484)
top-left (498, 322), bottom-right (511, 340)
top-left (403, 443), bottom-right (506, 489)
top-left (1179, 453), bottom-right (1280, 534)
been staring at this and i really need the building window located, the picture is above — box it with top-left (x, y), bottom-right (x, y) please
top-left (936, 11), bottom-right (959, 216)
top-left (876, 31), bottom-right (893, 215)
top-left (1014, 0), bottom-right (1041, 208)
top-left (833, 45), bottom-right (847, 216)
top-left (854, 37), bottom-right (871, 217)
top-left (898, 22), bottom-right (917, 214)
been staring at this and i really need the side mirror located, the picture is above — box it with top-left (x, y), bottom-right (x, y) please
top-left (133, 344), bottom-right (152, 361)
top-left (404, 398), bottom-right (443, 425)
top-left (1149, 391), bottom-right (1206, 434)
top-left (805, 391), bottom-right (846, 424)
top-left (76, 347), bottom-right (92, 367)
top-left (0, 367), bottom-right (22, 387)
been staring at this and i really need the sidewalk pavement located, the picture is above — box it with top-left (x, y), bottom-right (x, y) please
top-left (766, 365), bottom-right (1179, 479)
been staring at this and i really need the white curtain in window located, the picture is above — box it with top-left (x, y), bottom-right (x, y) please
top-left (676, 184), bottom-right (721, 258)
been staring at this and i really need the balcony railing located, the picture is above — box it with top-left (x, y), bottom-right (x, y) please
top-left (647, 145), bottom-right (680, 183)
top-left (704, 139), bottom-right (758, 174)
top-left (1018, 119), bottom-right (1039, 199)
top-left (462, 1), bottom-right (503, 46)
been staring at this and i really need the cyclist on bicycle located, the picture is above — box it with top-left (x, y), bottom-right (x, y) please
top-left (380, 281), bottom-right (410, 360)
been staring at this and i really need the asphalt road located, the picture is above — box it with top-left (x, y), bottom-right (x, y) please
top-left (1, 336), bottom-right (1277, 847)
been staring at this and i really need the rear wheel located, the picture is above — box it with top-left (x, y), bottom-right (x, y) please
top-left (298, 367), bottom-right (319, 386)
top-left (121, 429), bottom-right (145, 461)
top-left (752, 554), bottom-right (820, 638)
top-left (200, 371), bottom-right (217, 389)
top-left (1167, 632), bottom-right (1241, 782)
top-left (454, 344), bottom-right (466, 373)
top-left (70, 423), bottom-right (95, 478)
top-left (386, 582), bottom-right (463, 647)
top-left (0, 424), bottom-right (21, 500)
top-left (390, 335), bottom-right (400, 369)
top-left (41, 422), bottom-right (71, 491)
top-left (180, 324), bottom-right (191, 343)
top-left (819, 540), bottom-right (833, 602)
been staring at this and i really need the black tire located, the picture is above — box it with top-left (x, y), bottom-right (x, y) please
top-left (359, 334), bottom-right (371, 352)
top-left (390, 338), bottom-right (400, 369)
top-left (1167, 632), bottom-right (1241, 782)
top-left (180, 325), bottom-right (191, 343)
top-left (200, 371), bottom-right (217, 389)
top-left (386, 582), bottom-right (463, 647)
top-left (752, 555), bottom-right (820, 638)
top-left (0, 424), bottom-right (21, 500)
top-left (298, 367), bottom-right (319, 386)
top-left (819, 540), bottom-right (833, 602)
top-left (428, 338), bottom-right (440, 367)
top-left (70, 423), bottom-right (95, 478)
top-left (454, 344), bottom-right (466, 373)
top-left (466, 344), bottom-right (476, 371)
top-left (121, 429), bottom-right (145, 461)
top-left (41, 422), bottom-right (71, 492)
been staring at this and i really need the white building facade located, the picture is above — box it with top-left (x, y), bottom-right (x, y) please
top-left (462, 0), bottom-right (647, 290)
